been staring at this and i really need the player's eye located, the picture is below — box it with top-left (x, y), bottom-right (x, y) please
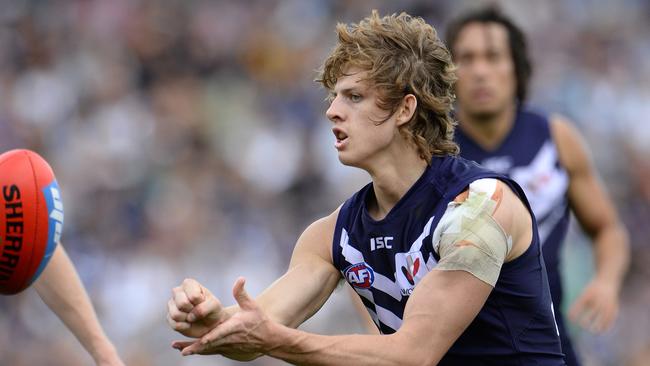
top-left (455, 52), bottom-right (473, 66)
top-left (486, 51), bottom-right (502, 63)
top-left (349, 94), bottom-right (362, 102)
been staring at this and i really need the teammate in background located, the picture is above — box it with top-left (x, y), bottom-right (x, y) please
top-left (167, 11), bottom-right (566, 365)
top-left (446, 7), bottom-right (630, 366)
top-left (32, 243), bottom-right (124, 366)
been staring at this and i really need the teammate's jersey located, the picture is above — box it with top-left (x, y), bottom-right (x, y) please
top-left (333, 155), bottom-right (565, 365)
top-left (454, 108), bottom-right (570, 319)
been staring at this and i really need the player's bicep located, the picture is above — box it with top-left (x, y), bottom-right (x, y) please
top-left (289, 209), bottom-right (340, 271)
top-left (287, 212), bottom-right (342, 298)
top-left (258, 211), bottom-right (341, 327)
top-left (551, 117), bottom-right (618, 235)
top-left (567, 168), bottom-right (618, 237)
top-left (432, 179), bottom-right (521, 287)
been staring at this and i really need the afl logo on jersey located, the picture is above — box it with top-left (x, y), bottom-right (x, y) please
top-left (344, 262), bottom-right (375, 289)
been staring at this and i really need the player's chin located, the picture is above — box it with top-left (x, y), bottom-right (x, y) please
top-left (338, 149), bottom-right (378, 171)
top-left (467, 105), bottom-right (502, 120)
top-left (337, 152), bottom-right (361, 168)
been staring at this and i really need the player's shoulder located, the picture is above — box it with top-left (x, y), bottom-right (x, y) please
top-left (453, 178), bottom-right (512, 206)
top-left (548, 114), bottom-right (591, 173)
top-left (453, 178), bottom-right (525, 233)
top-left (549, 113), bottom-right (580, 142)
top-left (453, 178), bottom-right (499, 201)
top-left (293, 208), bottom-right (341, 264)
top-left (304, 208), bottom-right (340, 236)
top-left (447, 178), bottom-right (530, 262)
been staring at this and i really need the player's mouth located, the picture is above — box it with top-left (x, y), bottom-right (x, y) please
top-left (333, 128), bottom-right (349, 150)
top-left (471, 88), bottom-right (494, 103)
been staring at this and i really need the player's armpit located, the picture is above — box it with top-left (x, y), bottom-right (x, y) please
top-left (432, 179), bottom-right (514, 287)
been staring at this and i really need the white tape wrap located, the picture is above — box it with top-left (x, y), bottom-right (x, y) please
top-left (431, 179), bottom-right (512, 286)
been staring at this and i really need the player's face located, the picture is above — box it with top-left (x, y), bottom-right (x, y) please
top-left (453, 22), bottom-right (516, 119)
top-left (325, 68), bottom-right (402, 169)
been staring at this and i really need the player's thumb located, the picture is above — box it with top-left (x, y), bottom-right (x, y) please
top-left (232, 277), bottom-right (254, 310)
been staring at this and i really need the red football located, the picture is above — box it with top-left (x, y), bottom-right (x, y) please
top-left (0, 149), bottom-right (64, 295)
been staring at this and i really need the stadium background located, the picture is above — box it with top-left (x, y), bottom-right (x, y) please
top-left (0, 0), bottom-right (648, 365)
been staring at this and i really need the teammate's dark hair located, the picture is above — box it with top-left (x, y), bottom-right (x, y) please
top-left (445, 6), bottom-right (532, 103)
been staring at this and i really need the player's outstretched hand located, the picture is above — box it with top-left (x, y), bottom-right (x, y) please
top-left (569, 277), bottom-right (620, 333)
top-left (167, 278), bottom-right (232, 339)
top-left (173, 277), bottom-right (276, 360)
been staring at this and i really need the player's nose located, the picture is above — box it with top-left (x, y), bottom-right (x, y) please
top-left (470, 59), bottom-right (493, 80)
top-left (326, 96), bottom-right (345, 123)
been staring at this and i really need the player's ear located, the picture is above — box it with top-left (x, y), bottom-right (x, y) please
top-left (395, 94), bottom-right (417, 127)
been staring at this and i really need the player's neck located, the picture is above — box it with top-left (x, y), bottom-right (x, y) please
top-left (458, 103), bottom-right (516, 151)
top-left (365, 149), bottom-right (428, 221)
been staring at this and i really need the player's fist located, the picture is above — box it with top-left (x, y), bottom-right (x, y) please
top-left (174, 277), bottom-right (271, 361)
top-left (167, 278), bottom-right (231, 338)
top-left (569, 277), bottom-right (619, 333)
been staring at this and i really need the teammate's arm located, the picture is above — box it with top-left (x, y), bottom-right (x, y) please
top-left (551, 116), bottom-right (630, 333)
top-left (34, 243), bottom-right (124, 366)
top-left (175, 181), bottom-right (530, 365)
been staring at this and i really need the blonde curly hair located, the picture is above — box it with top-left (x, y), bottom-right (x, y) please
top-left (318, 10), bottom-right (458, 162)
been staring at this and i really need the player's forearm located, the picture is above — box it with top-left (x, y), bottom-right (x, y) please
top-left (592, 222), bottom-right (629, 289)
top-left (34, 245), bottom-right (121, 363)
top-left (267, 325), bottom-right (435, 366)
top-left (256, 262), bottom-right (340, 328)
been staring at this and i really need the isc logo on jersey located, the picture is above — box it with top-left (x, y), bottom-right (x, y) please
top-left (344, 262), bottom-right (375, 289)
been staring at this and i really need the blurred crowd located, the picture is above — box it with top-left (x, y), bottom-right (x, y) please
top-left (0, 0), bottom-right (648, 365)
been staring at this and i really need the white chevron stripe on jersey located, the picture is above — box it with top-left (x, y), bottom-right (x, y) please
top-left (340, 228), bottom-right (364, 264)
top-left (372, 271), bottom-right (403, 301)
top-left (353, 287), bottom-right (381, 329)
top-left (537, 201), bottom-right (569, 244)
top-left (366, 307), bottom-right (380, 329)
top-left (407, 215), bottom-right (435, 252)
top-left (339, 229), bottom-right (403, 301)
top-left (355, 287), bottom-right (373, 303)
top-left (376, 304), bottom-right (403, 332)
top-left (340, 219), bottom-right (438, 331)
top-left (510, 141), bottom-right (568, 219)
top-left (426, 252), bottom-right (437, 269)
